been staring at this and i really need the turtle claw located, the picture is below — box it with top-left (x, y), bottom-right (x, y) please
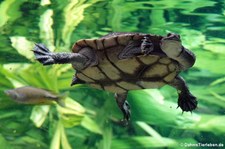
top-left (32, 48), bottom-right (48, 55)
top-left (115, 93), bottom-right (131, 125)
top-left (118, 101), bottom-right (131, 126)
top-left (34, 43), bottom-right (50, 53)
top-left (141, 36), bottom-right (154, 55)
top-left (43, 58), bottom-right (55, 65)
top-left (122, 100), bottom-right (131, 121)
top-left (177, 91), bottom-right (197, 112)
top-left (33, 43), bottom-right (55, 65)
top-left (35, 55), bottom-right (50, 60)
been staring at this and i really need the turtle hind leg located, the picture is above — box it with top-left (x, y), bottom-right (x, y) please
top-left (169, 75), bottom-right (197, 112)
top-left (33, 43), bottom-right (55, 65)
top-left (115, 92), bottom-right (131, 125)
top-left (33, 43), bottom-right (89, 66)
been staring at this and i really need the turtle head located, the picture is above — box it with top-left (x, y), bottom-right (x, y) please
top-left (160, 33), bottom-right (182, 52)
top-left (164, 33), bottom-right (181, 42)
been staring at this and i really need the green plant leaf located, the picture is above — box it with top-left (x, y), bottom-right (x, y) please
top-left (81, 115), bottom-right (102, 134)
top-left (39, 9), bottom-right (55, 51)
top-left (30, 105), bottom-right (50, 128)
top-left (50, 121), bottom-right (61, 149)
top-left (0, 134), bottom-right (12, 149)
top-left (136, 121), bottom-right (165, 144)
top-left (60, 121), bottom-right (72, 149)
top-left (10, 36), bottom-right (34, 60)
top-left (111, 136), bottom-right (178, 148)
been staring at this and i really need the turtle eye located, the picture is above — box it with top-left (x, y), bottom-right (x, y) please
top-left (167, 33), bottom-right (172, 37)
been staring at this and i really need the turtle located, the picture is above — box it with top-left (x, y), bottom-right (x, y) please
top-left (33, 32), bottom-right (197, 123)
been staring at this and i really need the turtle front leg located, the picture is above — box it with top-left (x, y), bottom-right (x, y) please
top-left (118, 36), bottom-right (154, 59)
top-left (114, 92), bottom-right (130, 124)
top-left (141, 36), bottom-right (154, 55)
top-left (169, 75), bottom-right (197, 112)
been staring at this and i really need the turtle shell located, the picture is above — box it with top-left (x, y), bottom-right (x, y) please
top-left (72, 33), bottom-right (180, 93)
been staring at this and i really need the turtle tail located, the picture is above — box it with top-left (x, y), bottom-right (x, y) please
top-left (71, 74), bottom-right (86, 86)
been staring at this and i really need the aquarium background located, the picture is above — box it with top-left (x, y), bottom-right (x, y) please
top-left (0, 0), bottom-right (225, 148)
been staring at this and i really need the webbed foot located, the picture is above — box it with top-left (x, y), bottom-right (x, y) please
top-left (177, 91), bottom-right (197, 112)
top-left (33, 43), bottom-right (55, 65)
top-left (115, 93), bottom-right (131, 125)
top-left (141, 36), bottom-right (154, 55)
top-left (169, 76), bottom-right (198, 113)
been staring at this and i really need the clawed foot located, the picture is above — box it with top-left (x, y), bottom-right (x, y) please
top-left (141, 36), bottom-right (154, 55)
top-left (177, 91), bottom-right (197, 112)
top-left (118, 101), bottom-right (131, 126)
top-left (122, 100), bottom-right (131, 121)
top-left (115, 93), bottom-right (131, 125)
top-left (33, 43), bottom-right (55, 65)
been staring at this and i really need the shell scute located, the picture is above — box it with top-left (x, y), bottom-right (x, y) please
top-left (143, 63), bottom-right (169, 78)
top-left (85, 39), bottom-right (97, 49)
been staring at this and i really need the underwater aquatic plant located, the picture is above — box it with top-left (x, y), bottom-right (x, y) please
top-left (0, 0), bottom-right (224, 148)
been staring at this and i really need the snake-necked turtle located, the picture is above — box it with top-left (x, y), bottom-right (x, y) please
top-left (33, 32), bottom-right (197, 123)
